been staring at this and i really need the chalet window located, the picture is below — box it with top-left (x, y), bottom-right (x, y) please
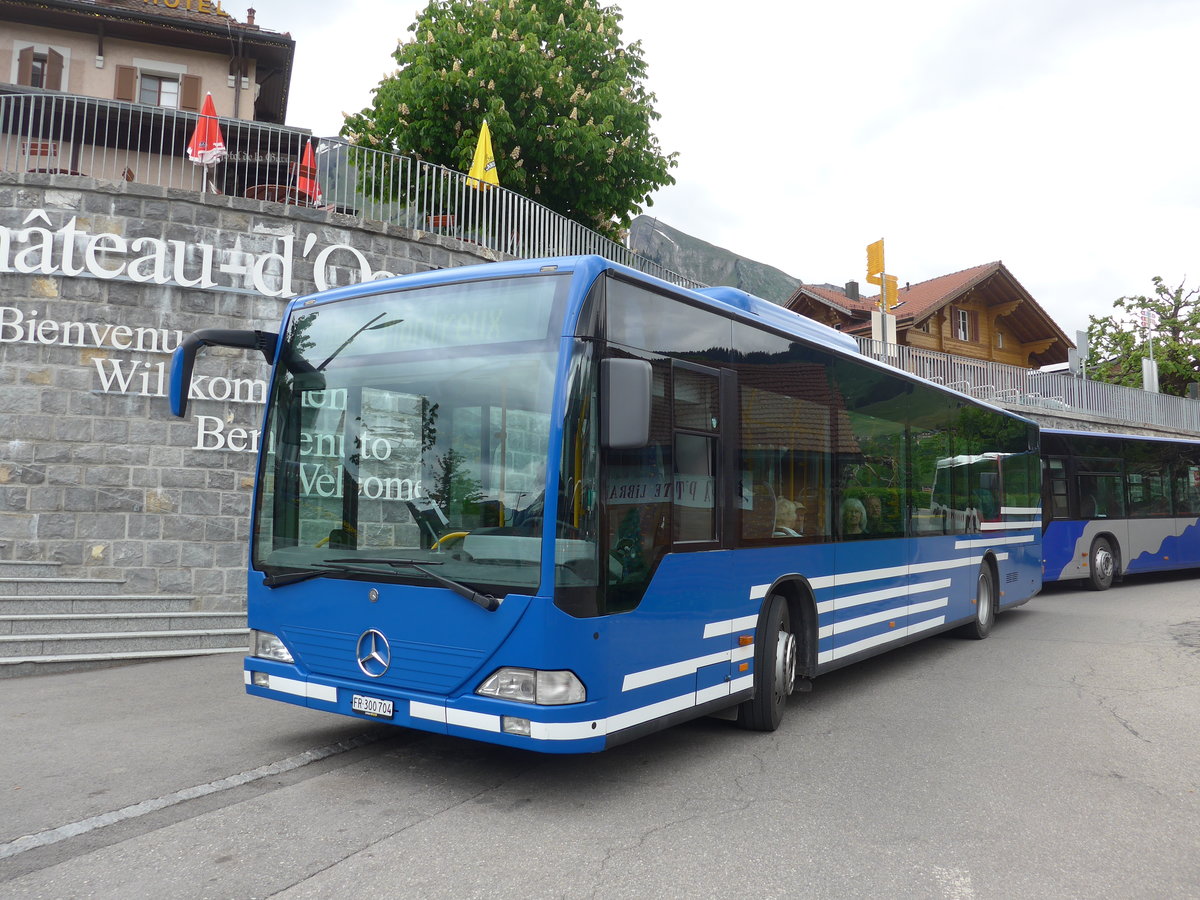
top-left (17, 46), bottom-right (63, 90)
top-left (954, 307), bottom-right (979, 342)
top-left (140, 73), bottom-right (180, 108)
top-left (115, 64), bottom-right (201, 110)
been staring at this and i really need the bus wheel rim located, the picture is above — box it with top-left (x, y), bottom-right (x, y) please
top-left (978, 571), bottom-right (992, 624)
top-left (776, 630), bottom-right (797, 698)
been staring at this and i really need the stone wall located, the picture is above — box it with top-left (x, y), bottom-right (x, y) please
top-left (0, 172), bottom-right (498, 609)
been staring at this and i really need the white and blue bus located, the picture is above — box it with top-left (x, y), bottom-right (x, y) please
top-left (1042, 428), bottom-right (1200, 589)
top-left (170, 256), bottom-right (1042, 753)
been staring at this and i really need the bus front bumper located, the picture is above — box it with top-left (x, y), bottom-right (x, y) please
top-left (244, 659), bottom-right (610, 753)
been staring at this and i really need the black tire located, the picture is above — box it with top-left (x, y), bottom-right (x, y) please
top-left (1087, 537), bottom-right (1116, 591)
top-left (738, 594), bottom-right (796, 731)
top-left (958, 563), bottom-right (996, 640)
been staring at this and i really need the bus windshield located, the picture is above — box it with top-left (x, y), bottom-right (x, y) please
top-left (252, 274), bottom-right (570, 595)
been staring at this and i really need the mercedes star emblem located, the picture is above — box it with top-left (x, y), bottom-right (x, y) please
top-left (355, 629), bottom-right (391, 678)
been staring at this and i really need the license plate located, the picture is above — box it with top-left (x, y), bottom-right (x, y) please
top-left (351, 694), bottom-right (394, 719)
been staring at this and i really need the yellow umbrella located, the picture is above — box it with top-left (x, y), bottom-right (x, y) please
top-left (467, 120), bottom-right (500, 189)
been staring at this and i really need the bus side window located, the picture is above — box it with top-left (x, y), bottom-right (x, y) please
top-left (1045, 458), bottom-right (1068, 520)
top-left (731, 323), bottom-right (837, 543)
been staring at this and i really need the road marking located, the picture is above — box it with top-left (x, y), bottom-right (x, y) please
top-left (0, 731), bottom-right (382, 861)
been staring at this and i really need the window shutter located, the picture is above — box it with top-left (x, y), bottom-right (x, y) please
top-left (46, 48), bottom-right (64, 91)
top-left (968, 310), bottom-right (980, 342)
top-left (115, 65), bottom-right (136, 102)
top-left (17, 46), bottom-right (33, 86)
top-left (180, 74), bottom-right (202, 112)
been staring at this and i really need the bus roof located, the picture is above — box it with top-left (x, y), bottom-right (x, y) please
top-left (1042, 427), bottom-right (1200, 447)
top-left (281, 255), bottom-right (863, 356)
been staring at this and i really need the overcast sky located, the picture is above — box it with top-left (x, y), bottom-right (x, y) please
top-left (248, 0), bottom-right (1200, 339)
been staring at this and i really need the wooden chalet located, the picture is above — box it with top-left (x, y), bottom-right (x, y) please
top-left (786, 262), bottom-right (1073, 368)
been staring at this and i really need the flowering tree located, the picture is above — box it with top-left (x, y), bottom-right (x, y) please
top-left (1086, 276), bottom-right (1200, 396)
top-left (341, 0), bottom-right (676, 240)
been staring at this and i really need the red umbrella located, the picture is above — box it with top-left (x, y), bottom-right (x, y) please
top-left (295, 139), bottom-right (322, 207)
top-left (186, 92), bottom-right (226, 192)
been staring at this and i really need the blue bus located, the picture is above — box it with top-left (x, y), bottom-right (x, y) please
top-left (170, 256), bottom-right (1042, 752)
top-left (1042, 428), bottom-right (1200, 589)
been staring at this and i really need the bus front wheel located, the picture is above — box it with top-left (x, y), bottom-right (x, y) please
top-left (1087, 537), bottom-right (1116, 591)
top-left (738, 594), bottom-right (796, 732)
top-left (958, 563), bottom-right (996, 640)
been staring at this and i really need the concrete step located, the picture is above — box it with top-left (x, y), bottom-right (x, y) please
top-left (0, 628), bottom-right (250, 656)
top-left (0, 560), bottom-right (65, 579)
top-left (0, 611), bottom-right (245, 635)
top-left (0, 646), bottom-right (247, 678)
top-left (0, 576), bottom-right (128, 597)
top-left (0, 566), bottom-right (246, 677)
top-left (0, 594), bottom-right (199, 615)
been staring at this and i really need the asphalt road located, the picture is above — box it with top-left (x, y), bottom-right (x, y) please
top-left (2, 573), bottom-right (1198, 899)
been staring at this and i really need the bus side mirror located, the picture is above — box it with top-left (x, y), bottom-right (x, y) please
top-left (601, 358), bottom-right (651, 449)
top-left (170, 328), bottom-right (278, 418)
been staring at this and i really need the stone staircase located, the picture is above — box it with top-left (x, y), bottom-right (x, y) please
top-left (0, 560), bottom-right (249, 677)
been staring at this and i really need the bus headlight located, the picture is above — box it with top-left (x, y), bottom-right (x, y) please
top-left (252, 630), bottom-right (294, 663)
top-left (476, 668), bottom-right (586, 705)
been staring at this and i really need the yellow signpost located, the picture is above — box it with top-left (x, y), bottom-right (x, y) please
top-left (865, 238), bottom-right (898, 310)
top-left (866, 238), bottom-right (898, 345)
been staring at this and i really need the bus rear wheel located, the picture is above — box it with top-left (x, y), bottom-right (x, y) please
top-left (1087, 537), bottom-right (1116, 591)
top-left (738, 593), bottom-right (796, 732)
top-left (959, 563), bottom-right (996, 640)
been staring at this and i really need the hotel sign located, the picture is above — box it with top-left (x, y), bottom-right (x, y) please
top-left (141, 0), bottom-right (231, 16)
top-left (1, 210), bottom-right (398, 299)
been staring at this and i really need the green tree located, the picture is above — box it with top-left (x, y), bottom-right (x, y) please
top-left (1086, 276), bottom-right (1200, 397)
top-left (341, 0), bottom-right (676, 240)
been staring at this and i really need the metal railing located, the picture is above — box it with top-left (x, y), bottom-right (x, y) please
top-left (856, 337), bottom-right (1200, 434)
top-left (0, 88), bottom-right (702, 289)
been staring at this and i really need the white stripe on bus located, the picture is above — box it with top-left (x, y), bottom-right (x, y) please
top-left (703, 613), bottom-right (759, 639)
top-left (622, 642), bottom-right (754, 692)
top-left (245, 670), bottom-right (337, 704)
top-left (979, 520), bottom-right (1040, 531)
top-left (819, 597), bottom-right (949, 639)
top-left (955, 535), bottom-right (1034, 549)
top-left (816, 578), bottom-right (952, 615)
top-left (802, 552), bottom-right (1008, 591)
top-left (818, 615), bottom-right (946, 663)
top-left (1001, 506), bottom-right (1041, 515)
top-left (752, 553), bottom-right (1008, 610)
top-left (623, 650), bottom-right (731, 691)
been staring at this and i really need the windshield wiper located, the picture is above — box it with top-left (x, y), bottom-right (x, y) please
top-left (262, 562), bottom-right (385, 587)
top-left (328, 557), bottom-right (501, 611)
